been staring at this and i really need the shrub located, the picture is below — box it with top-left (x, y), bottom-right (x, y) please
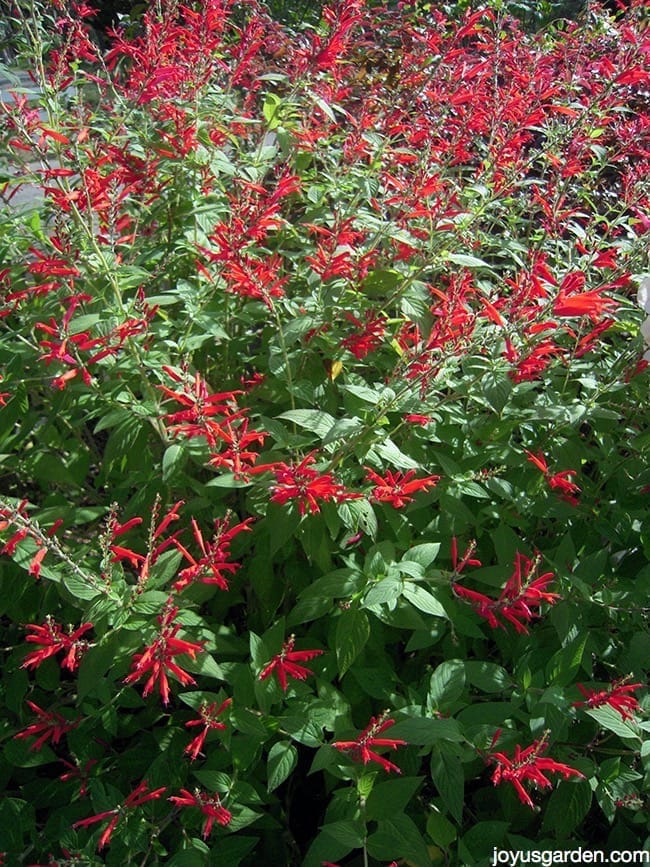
top-left (0, 0), bottom-right (648, 863)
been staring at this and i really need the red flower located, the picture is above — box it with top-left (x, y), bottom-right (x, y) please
top-left (184, 697), bottom-right (232, 761)
top-left (341, 312), bottom-right (386, 359)
top-left (173, 514), bottom-right (253, 593)
top-left (454, 552), bottom-right (559, 634)
top-left (489, 732), bottom-right (584, 808)
top-left (109, 498), bottom-right (184, 586)
top-left (59, 758), bottom-right (98, 797)
top-left (169, 789), bottom-right (231, 838)
top-left (507, 339), bottom-right (563, 382)
top-left (333, 712), bottom-right (407, 774)
top-left (403, 413), bottom-right (431, 425)
top-left (451, 537), bottom-right (482, 574)
top-left (14, 701), bottom-right (79, 751)
top-left (266, 452), bottom-right (359, 515)
top-left (73, 780), bottom-right (166, 849)
top-left (207, 417), bottom-right (268, 479)
top-left (574, 679), bottom-right (643, 721)
top-left (124, 600), bottom-right (204, 705)
top-left (365, 467), bottom-right (440, 508)
top-left (553, 274), bottom-right (617, 320)
top-left (259, 634), bottom-right (324, 692)
top-left (158, 368), bottom-right (243, 447)
top-left (524, 449), bottom-right (580, 505)
top-left (21, 618), bottom-right (93, 672)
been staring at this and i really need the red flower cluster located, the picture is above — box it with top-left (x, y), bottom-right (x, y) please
top-left (36, 290), bottom-right (156, 390)
top-left (333, 712), bottom-right (406, 775)
top-left (525, 449), bottom-right (581, 505)
top-left (158, 368), bottom-right (244, 446)
top-left (365, 467), bottom-right (440, 508)
top-left (159, 368), bottom-right (267, 478)
top-left (454, 552), bottom-right (559, 633)
top-left (173, 514), bottom-right (253, 593)
top-left (574, 679), bottom-right (643, 721)
top-left (185, 697), bottom-right (232, 761)
top-left (109, 498), bottom-right (183, 587)
top-left (73, 780), bottom-right (166, 850)
top-left (123, 600), bottom-right (204, 705)
top-left (14, 701), bottom-right (79, 752)
top-left (341, 311), bottom-right (387, 359)
top-left (489, 732), bottom-right (584, 809)
top-left (169, 789), bottom-right (231, 838)
top-left (0, 500), bottom-right (60, 579)
top-left (21, 617), bottom-right (93, 672)
top-left (259, 635), bottom-right (324, 692)
top-left (553, 271), bottom-right (617, 321)
top-left (263, 452), bottom-right (359, 515)
top-left (451, 537), bottom-right (482, 575)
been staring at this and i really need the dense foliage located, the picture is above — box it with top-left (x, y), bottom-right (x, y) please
top-left (0, 0), bottom-right (648, 864)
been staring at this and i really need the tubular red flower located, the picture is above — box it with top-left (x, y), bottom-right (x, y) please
top-left (489, 732), bottom-right (583, 808)
top-left (124, 601), bottom-right (204, 705)
top-left (169, 789), bottom-right (231, 838)
top-left (267, 452), bottom-right (359, 515)
top-left (365, 467), bottom-right (440, 508)
top-left (73, 780), bottom-right (166, 849)
top-left (525, 449), bottom-right (581, 505)
top-left (259, 635), bottom-right (324, 692)
top-left (14, 701), bottom-right (79, 751)
top-left (333, 712), bottom-right (406, 774)
top-left (22, 618), bottom-right (93, 672)
top-left (574, 679), bottom-right (643, 721)
top-left (173, 514), bottom-right (253, 593)
top-left (454, 552), bottom-right (559, 633)
top-left (184, 697), bottom-right (232, 761)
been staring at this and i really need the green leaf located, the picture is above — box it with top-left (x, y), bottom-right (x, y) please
top-left (336, 608), bottom-right (370, 676)
top-left (584, 706), bottom-right (642, 741)
top-left (342, 498), bottom-right (378, 542)
top-left (402, 543), bottom-right (440, 569)
top-left (267, 740), bottom-right (298, 792)
top-left (361, 268), bottom-right (401, 298)
top-left (374, 438), bottom-right (420, 470)
top-left (62, 572), bottom-right (102, 602)
top-left (192, 770), bottom-right (231, 791)
top-left (481, 370), bottom-right (512, 414)
top-left (365, 777), bottom-right (423, 821)
top-left (428, 660), bottom-right (466, 710)
top-left (541, 779), bottom-right (592, 838)
top-left (402, 584), bottom-right (448, 618)
top-left (546, 632), bottom-right (588, 686)
top-left (318, 819), bottom-right (365, 848)
top-left (445, 252), bottom-right (490, 268)
top-left (78, 630), bottom-right (124, 699)
top-left (363, 576), bottom-right (402, 607)
top-left (453, 479), bottom-right (489, 499)
top-left (322, 417), bottom-right (364, 446)
top-left (162, 443), bottom-right (184, 482)
top-left (3, 739), bottom-right (57, 768)
top-left (367, 815), bottom-right (432, 866)
top-left (389, 717), bottom-right (463, 744)
top-left (464, 661), bottom-right (511, 693)
top-left (430, 744), bottom-right (464, 823)
top-left (426, 809), bottom-right (457, 848)
top-left (276, 409), bottom-right (335, 437)
top-left (341, 383), bottom-right (383, 403)
top-left (299, 568), bottom-right (365, 600)
top-left (262, 92), bottom-right (282, 128)
top-left (182, 651), bottom-right (224, 681)
top-left (303, 824), bottom-right (358, 867)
